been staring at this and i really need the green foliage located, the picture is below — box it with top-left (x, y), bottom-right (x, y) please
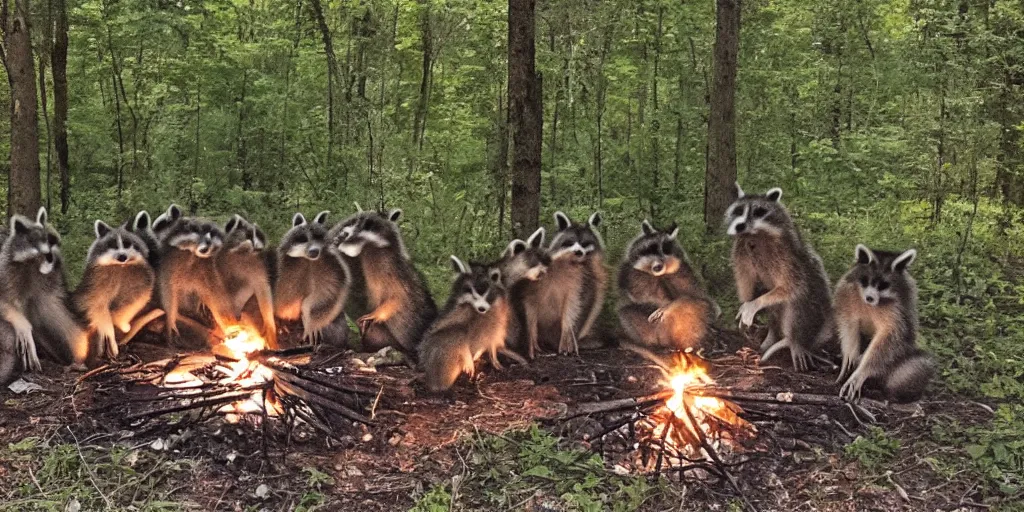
top-left (0, 436), bottom-right (192, 511)
top-left (409, 425), bottom-right (656, 511)
top-left (844, 426), bottom-right (901, 472)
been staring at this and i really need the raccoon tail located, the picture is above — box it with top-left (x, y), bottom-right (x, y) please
top-left (885, 350), bottom-right (934, 403)
top-left (0, 321), bottom-right (23, 386)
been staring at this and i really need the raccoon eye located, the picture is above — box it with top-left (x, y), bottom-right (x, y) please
top-left (477, 283), bottom-right (489, 294)
top-left (876, 281), bottom-right (890, 291)
top-left (661, 241), bottom-right (674, 254)
top-left (582, 242), bottom-right (593, 250)
top-left (363, 219), bottom-right (378, 231)
top-left (562, 240), bottom-right (573, 248)
top-left (752, 207), bottom-right (768, 218)
top-left (47, 234), bottom-right (59, 246)
top-left (294, 234), bottom-right (308, 244)
top-left (731, 206), bottom-right (743, 217)
top-left (859, 277), bottom-right (869, 287)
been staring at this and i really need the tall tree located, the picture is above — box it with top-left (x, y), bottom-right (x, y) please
top-left (51, 0), bottom-right (68, 213)
top-left (704, 0), bottom-right (740, 233)
top-left (508, 0), bottom-right (542, 238)
top-left (1, 0), bottom-right (42, 217)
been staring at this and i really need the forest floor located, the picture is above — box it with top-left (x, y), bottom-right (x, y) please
top-left (0, 324), bottom-right (1008, 512)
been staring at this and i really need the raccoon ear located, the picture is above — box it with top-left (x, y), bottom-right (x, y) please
top-left (388, 209), bottom-right (403, 222)
top-left (94, 220), bottom-right (112, 239)
top-left (667, 224), bottom-right (680, 240)
top-left (891, 249), bottom-right (917, 273)
top-left (641, 220), bottom-right (655, 236)
top-left (734, 182), bottom-right (745, 198)
top-left (489, 268), bottom-right (502, 284)
top-left (527, 227), bottom-right (545, 248)
top-left (765, 188), bottom-right (783, 202)
top-left (588, 212), bottom-right (602, 227)
top-left (554, 211), bottom-right (571, 231)
top-left (292, 213), bottom-right (307, 227)
top-left (36, 207), bottom-right (48, 225)
top-left (134, 211), bottom-right (151, 231)
top-left (450, 255), bottom-right (469, 275)
top-left (506, 240), bottom-right (527, 256)
top-left (225, 215), bottom-right (240, 234)
top-left (11, 216), bottom-right (31, 235)
top-left (855, 244), bottom-right (875, 265)
top-left (167, 204), bottom-right (182, 221)
top-left (253, 226), bottom-right (267, 249)
top-left (314, 211), bottom-right (330, 224)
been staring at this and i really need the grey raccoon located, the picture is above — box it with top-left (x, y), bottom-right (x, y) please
top-left (491, 227), bottom-right (549, 355)
top-left (332, 209), bottom-right (437, 351)
top-left (521, 211), bottom-right (607, 357)
top-left (725, 184), bottom-right (835, 371)
top-left (275, 211), bottom-right (350, 344)
top-left (218, 214), bottom-right (278, 347)
top-left (0, 207), bottom-right (87, 375)
top-left (73, 220), bottom-right (155, 359)
top-left (618, 220), bottom-right (717, 351)
top-left (419, 257), bottom-right (522, 392)
top-left (157, 217), bottom-right (238, 342)
top-left (835, 245), bottom-right (933, 402)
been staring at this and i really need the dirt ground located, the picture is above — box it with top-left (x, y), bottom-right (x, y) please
top-left (0, 325), bottom-right (1002, 511)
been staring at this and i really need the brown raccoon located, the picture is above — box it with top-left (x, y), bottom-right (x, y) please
top-left (418, 257), bottom-right (521, 392)
top-left (218, 215), bottom-right (278, 348)
top-left (74, 220), bottom-right (155, 359)
top-left (835, 245), bottom-right (933, 402)
top-left (617, 220), bottom-right (717, 351)
top-left (491, 227), bottom-right (549, 355)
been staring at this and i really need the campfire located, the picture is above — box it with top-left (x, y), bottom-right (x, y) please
top-left (82, 323), bottom-right (383, 440)
top-left (638, 352), bottom-right (754, 464)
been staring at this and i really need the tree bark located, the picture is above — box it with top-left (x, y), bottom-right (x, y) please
top-left (2, 0), bottom-right (42, 218)
top-left (508, 0), bottom-right (542, 238)
top-left (412, 1), bottom-right (432, 148)
top-left (704, 0), bottom-right (740, 234)
top-left (52, 0), bottom-right (69, 213)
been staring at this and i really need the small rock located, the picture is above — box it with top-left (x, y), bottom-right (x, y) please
top-left (254, 484), bottom-right (270, 499)
top-left (361, 433), bottom-right (373, 443)
top-left (612, 465), bottom-right (630, 476)
top-left (388, 434), bottom-right (402, 446)
top-left (347, 467), bottom-right (364, 478)
top-left (226, 452), bottom-right (238, 463)
top-left (150, 438), bottom-right (166, 451)
top-left (64, 498), bottom-right (81, 512)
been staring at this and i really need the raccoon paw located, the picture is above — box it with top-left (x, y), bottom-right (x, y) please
top-left (13, 327), bottom-right (40, 372)
top-left (357, 314), bottom-right (377, 334)
top-left (302, 328), bottom-right (322, 345)
top-left (118, 321), bottom-right (132, 334)
top-left (836, 356), bottom-right (856, 383)
top-left (840, 370), bottom-right (867, 401)
top-left (736, 301), bottom-right (761, 328)
top-left (99, 326), bottom-right (119, 359)
top-left (648, 307), bottom-right (668, 324)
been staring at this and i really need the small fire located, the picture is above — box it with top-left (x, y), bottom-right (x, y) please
top-left (641, 353), bottom-right (754, 462)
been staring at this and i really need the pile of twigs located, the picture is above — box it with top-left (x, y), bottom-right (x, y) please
top-left (80, 345), bottom-right (383, 440)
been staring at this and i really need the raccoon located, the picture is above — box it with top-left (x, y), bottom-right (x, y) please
top-left (617, 220), bottom-right (717, 351)
top-left (151, 204), bottom-right (183, 242)
top-left (491, 227), bottom-right (549, 355)
top-left (418, 256), bottom-right (522, 392)
top-left (835, 245), bottom-right (933, 402)
top-left (0, 207), bottom-right (87, 373)
top-left (125, 210), bottom-right (161, 269)
top-left (157, 217), bottom-right (238, 342)
top-left (73, 220), bottom-right (155, 359)
top-left (520, 211), bottom-right (607, 357)
top-left (726, 184), bottom-right (834, 371)
top-left (274, 211), bottom-right (350, 344)
top-left (217, 215), bottom-right (278, 347)
top-left (332, 209), bottom-right (437, 352)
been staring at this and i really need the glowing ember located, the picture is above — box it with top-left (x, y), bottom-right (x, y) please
top-left (215, 325), bottom-right (283, 421)
top-left (640, 353), bottom-right (755, 463)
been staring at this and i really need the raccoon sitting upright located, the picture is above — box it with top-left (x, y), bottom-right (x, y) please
top-left (521, 211), bottom-right (607, 357)
top-left (491, 228), bottom-right (549, 354)
top-left (158, 217), bottom-right (238, 342)
top-left (333, 209), bottom-right (436, 351)
top-left (218, 215), bottom-right (277, 347)
top-left (835, 245), bottom-right (933, 402)
top-left (275, 211), bottom-right (350, 344)
top-left (726, 184), bottom-right (834, 371)
top-left (419, 256), bottom-right (520, 392)
top-left (73, 220), bottom-right (155, 359)
top-left (618, 220), bottom-right (717, 351)
top-left (0, 207), bottom-right (87, 373)
top-left (126, 210), bottom-right (161, 268)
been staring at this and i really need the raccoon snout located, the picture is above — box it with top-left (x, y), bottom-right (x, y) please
top-left (477, 305), bottom-right (488, 313)
top-left (652, 262), bottom-right (664, 273)
top-left (865, 295), bottom-right (876, 304)
top-left (734, 222), bottom-right (747, 233)
top-left (307, 247), bottom-right (321, 259)
top-left (115, 253), bottom-right (128, 263)
top-left (574, 249), bottom-right (585, 258)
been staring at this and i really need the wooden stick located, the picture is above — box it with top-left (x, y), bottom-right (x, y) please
top-left (273, 379), bottom-right (374, 426)
top-left (693, 388), bottom-right (886, 410)
top-left (123, 390), bottom-right (258, 421)
top-left (560, 392), bottom-right (671, 420)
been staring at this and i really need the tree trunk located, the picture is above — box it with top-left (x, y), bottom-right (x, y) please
top-left (52, 0), bottom-right (69, 213)
top-left (704, 0), bottom-right (740, 234)
top-left (2, 0), bottom-right (42, 218)
top-left (412, 1), bottom-right (432, 148)
top-left (309, 0), bottom-right (340, 180)
top-left (508, 0), bottom-right (542, 238)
